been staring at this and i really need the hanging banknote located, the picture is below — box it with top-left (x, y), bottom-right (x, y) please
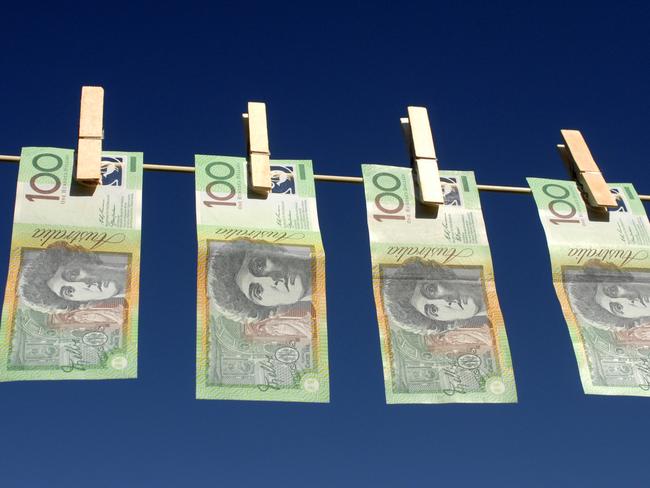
top-left (363, 165), bottom-right (517, 403)
top-left (195, 156), bottom-right (329, 402)
top-left (529, 177), bottom-right (650, 396)
top-left (0, 147), bottom-right (143, 380)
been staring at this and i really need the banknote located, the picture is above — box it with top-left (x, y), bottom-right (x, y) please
top-left (0, 147), bottom-right (143, 380)
top-left (195, 156), bottom-right (329, 402)
top-left (363, 165), bottom-right (517, 403)
top-left (529, 177), bottom-right (650, 396)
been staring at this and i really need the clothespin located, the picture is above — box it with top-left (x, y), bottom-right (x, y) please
top-left (557, 129), bottom-right (617, 208)
top-left (76, 86), bottom-right (104, 183)
top-left (400, 106), bottom-right (444, 207)
top-left (242, 102), bottom-right (272, 196)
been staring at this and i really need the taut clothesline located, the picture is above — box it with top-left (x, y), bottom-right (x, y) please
top-left (0, 154), bottom-right (648, 201)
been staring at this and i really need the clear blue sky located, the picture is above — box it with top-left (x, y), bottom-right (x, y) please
top-left (1, 1), bottom-right (648, 486)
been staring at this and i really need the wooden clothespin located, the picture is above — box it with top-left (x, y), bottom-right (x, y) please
top-left (401, 106), bottom-right (444, 207)
top-left (242, 102), bottom-right (272, 196)
top-left (557, 129), bottom-right (617, 208)
top-left (76, 86), bottom-right (104, 183)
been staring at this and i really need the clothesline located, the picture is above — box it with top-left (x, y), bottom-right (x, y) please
top-left (0, 154), bottom-right (648, 201)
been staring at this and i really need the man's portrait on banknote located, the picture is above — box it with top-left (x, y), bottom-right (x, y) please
top-left (208, 239), bottom-right (313, 325)
top-left (19, 242), bottom-right (129, 314)
top-left (564, 260), bottom-right (650, 332)
top-left (381, 258), bottom-right (489, 335)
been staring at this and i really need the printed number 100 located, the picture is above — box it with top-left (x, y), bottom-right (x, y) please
top-left (25, 153), bottom-right (63, 202)
top-left (542, 183), bottom-right (580, 225)
top-left (372, 172), bottom-right (405, 222)
top-left (203, 161), bottom-right (237, 207)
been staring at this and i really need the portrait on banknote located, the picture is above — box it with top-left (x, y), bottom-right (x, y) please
top-left (563, 260), bottom-right (650, 389)
top-left (564, 260), bottom-right (650, 332)
top-left (19, 242), bottom-right (129, 313)
top-left (205, 239), bottom-right (317, 389)
top-left (7, 242), bottom-right (130, 370)
top-left (208, 239), bottom-right (314, 324)
top-left (381, 258), bottom-right (490, 335)
top-left (380, 258), bottom-right (498, 395)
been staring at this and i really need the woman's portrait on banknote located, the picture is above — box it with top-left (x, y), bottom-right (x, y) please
top-left (19, 242), bottom-right (129, 313)
top-left (564, 259), bottom-right (650, 331)
top-left (381, 258), bottom-right (490, 335)
top-left (208, 239), bottom-right (314, 324)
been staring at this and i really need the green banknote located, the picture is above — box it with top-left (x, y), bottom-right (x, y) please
top-left (0, 147), bottom-right (143, 381)
top-left (529, 177), bottom-right (650, 396)
top-left (195, 156), bottom-right (329, 402)
top-left (363, 165), bottom-right (517, 403)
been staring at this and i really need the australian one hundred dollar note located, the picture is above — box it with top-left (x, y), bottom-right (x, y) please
top-left (0, 147), bottom-right (143, 380)
top-left (195, 155), bottom-right (329, 402)
top-left (529, 177), bottom-right (650, 396)
top-left (363, 165), bottom-right (517, 403)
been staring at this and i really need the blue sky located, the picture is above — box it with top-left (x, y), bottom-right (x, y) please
top-left (0, 1), bottom-right (649, 486)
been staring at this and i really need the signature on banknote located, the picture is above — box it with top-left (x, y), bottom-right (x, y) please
top-left (443, 354), bottom-right (486, 396)
top-left (259, 341), bottom-right (301, 391)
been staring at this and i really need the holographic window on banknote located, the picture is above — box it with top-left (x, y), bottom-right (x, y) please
top-left (270, 165), bottom-right (296, 195)
top-left (101, 155), bottom-right (125, 187)
top-left (441, 176), bottom-right (462, 206)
